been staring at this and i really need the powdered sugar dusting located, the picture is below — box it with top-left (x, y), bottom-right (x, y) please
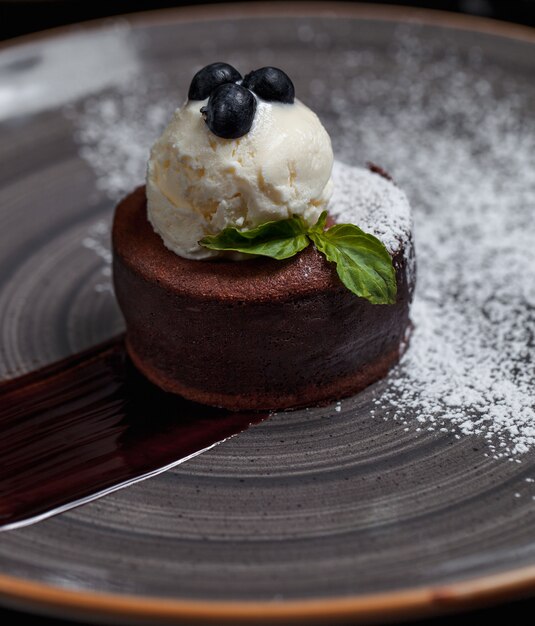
top-left (329, 26), bottom-right (535, 460)
top-left (82, 220), bottom-right (113, 293)
top-left (330, 162), bottom-right (412, 254)
top-left (71, 24), bottom-right (535, 458)
top-left (72, 92), bottom-right (174, 199)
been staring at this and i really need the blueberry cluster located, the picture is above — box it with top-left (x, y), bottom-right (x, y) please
top-left (188, 62), bottom-right (295, 139)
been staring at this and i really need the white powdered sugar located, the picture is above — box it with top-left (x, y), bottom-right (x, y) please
top-left (82, 221), bottom-right (113, 293)
top-left (330, 162), bottom-right (412, 254)
top-left (72, 92), bottom-right (174, 198)
top-left (71, 25), bottom-right (535, 459)
top-left (330, 27), bottom-right (535, 460)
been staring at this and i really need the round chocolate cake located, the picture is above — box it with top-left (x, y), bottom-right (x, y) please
top-left (112, 162), bottom-right (415, 410)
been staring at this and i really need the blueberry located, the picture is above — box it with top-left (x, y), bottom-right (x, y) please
top-left (188, 62), bottom-right (242, 101)
top-left (201, 83), bottom-right (257, 139)
top-left (242, 67), bottom-right (295, 104)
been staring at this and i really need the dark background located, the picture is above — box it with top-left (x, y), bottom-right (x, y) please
top-left (1, 0), bottom-right (535, 624)
top-left (1, 0), bottom-right (535, 41)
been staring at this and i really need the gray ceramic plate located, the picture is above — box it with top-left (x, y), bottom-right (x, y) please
top-left (1, 3), bottom-right (535, 624)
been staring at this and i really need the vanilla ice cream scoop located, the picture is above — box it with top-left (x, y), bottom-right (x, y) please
top-left (146, 83), bottom-right (334, 259)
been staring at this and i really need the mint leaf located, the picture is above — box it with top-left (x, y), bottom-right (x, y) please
top-left (200, 216), bottom-right (310, 260)
top-left (310, 224), bottom-right (397, 305)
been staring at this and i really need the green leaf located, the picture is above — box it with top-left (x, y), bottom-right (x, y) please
top-left (309, 224), bottom-right (397, 305)
top-left (199, 216), bottom-right (310, 260)
top-left (311, 210), bottom-right (328, 233)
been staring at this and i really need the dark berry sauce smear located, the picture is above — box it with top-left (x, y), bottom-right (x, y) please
top-left (0, 337), bottom-right (266, 531)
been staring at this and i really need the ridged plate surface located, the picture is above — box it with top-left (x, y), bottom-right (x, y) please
top-left (0, 4), bottom-right (534, 623)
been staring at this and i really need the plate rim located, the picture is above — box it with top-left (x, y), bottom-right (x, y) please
top-left (1, 566), bottom-right (535, 624)
top-left (2, 0), bottom-right (535, 50)
top-left (1, 2), bottom-right (535, 623)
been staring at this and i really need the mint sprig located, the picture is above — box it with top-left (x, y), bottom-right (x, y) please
top-left (200, 212), bottom-right (397, 304)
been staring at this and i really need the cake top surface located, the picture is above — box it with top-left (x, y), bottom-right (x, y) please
top-left (114, 163), bottom-right (412, 302)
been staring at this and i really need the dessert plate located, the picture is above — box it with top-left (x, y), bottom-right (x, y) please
top-left (1, 3), bottom-right (535, 624)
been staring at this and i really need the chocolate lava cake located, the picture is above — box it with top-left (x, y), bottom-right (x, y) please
top-left (112, 162), bottom-right (415, 410)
